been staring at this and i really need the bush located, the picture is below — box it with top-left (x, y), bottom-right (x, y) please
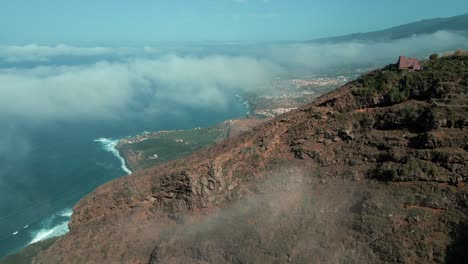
top-left (357, 113), bottom-right (374, 130)
top-left (429, 53), bottom-right (439, 60)
top-left (454, 49), bottom-right (464, 57)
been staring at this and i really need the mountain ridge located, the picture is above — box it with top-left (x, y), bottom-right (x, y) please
top-left (309, 13), bottom-right (468, 43)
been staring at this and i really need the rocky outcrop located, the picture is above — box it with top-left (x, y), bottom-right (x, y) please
top-left (31, 56), bottom-right (468, 264)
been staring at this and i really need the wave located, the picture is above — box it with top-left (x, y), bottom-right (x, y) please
top-left (28, 208), bottom-right (73, 245)
top-left (235, 94), bottom-right (250, 114)
top-left (11, 223), bottom-right (30, 235)
top-left (94, 138), bottom-right (132, 175)
top-left (60, 210), bottom-right (73, 218)
top-left (29, 222), bottom-right (69, 245)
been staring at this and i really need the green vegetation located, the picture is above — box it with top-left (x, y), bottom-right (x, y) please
top-left (374, 158), bottom-right (444, 182)
top-left (119, 126), bottom-right (227, 170)
top-left (429, 53), bottom-right (439, 60)
top-left (373, 105), bottom-right (436, 131)
top-left (352, 56), bottom-right (468, 105)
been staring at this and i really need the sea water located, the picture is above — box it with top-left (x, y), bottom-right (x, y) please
top-left (0, 94), bottom-right (248, 259)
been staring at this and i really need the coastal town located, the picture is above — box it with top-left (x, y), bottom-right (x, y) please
top-left (247, 75), bottom-right (352, 118)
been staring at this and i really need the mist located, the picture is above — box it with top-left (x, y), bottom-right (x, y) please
top-left (1, 30), bottom-right (467, 122)
top-left (267, 30), bottom-right (468, 71)
top-left (0, 56), bottom-right (280, 121)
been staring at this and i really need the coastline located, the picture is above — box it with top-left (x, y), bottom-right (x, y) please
top-left (115, 117), bottom-right (268, 172)
top-left (94, 138), bottom-right (132, 175)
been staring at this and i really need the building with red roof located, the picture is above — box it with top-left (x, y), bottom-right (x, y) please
top-left (396, 56), bottom-right (422, 71)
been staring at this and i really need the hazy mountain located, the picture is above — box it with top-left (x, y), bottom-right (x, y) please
top-left (310, 13), bottom-right (468, 43)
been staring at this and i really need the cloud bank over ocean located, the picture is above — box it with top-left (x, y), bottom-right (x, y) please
top-left (0, 44), bottom-right (115, 62)
top-left (0, 55), bottom-right (280, 120)
top-left (0, 31), bottom-right (467, 122)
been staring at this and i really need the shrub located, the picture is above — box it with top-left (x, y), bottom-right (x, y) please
top-left (429, 53), bottom-right (439, 60)
top-left (352, 87), bottom-right (375, 96)
top-left (454, 49), bottom-right (464, 57)
top-left (387, 86), bottom-right (408, 104)
top-left (358, 113), bottom-right (374, 130)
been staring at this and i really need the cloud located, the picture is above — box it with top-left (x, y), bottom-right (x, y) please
top-left (0, 55), bottom-right (281, 120)
top-left (267, 31), bottom-right (468, 71)
top-left (1, 30), bottom-right (467, 121)
top-left (0, 44), bottom-right (116, 62)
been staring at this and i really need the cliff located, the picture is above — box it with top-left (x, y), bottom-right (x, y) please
top-left (27, 55), bottom-right (468, 263)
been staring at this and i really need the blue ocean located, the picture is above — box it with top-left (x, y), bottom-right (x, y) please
top-left (0, 92), bottom-right (248, 258)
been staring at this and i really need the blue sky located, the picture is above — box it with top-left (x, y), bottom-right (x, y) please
top-left (1, 0), bottom-right (468, 44)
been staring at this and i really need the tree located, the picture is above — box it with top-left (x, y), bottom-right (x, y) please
top-left (429, 53), bottom-right (439, 60)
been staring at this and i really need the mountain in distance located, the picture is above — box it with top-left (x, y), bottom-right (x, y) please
top-left (310, 13), bottom-right (468, 43)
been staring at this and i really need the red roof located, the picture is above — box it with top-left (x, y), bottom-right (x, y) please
top-left (397, 56), bottom-right (422, 71)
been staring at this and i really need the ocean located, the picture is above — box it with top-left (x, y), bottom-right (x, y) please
top-left (0, 94), bottom-right (248, 258)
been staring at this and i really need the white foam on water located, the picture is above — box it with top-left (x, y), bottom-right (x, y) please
top-left (94, 138), bottom-right (132, 175)
top-left (12, 231), bottom-right (18, 235)
top-left (60, 210), bottom-right (73, 218)
top-left (28, 208), bottom-right (73, 245)
top-left (29, 221), bottom-right (69, 244)
top-left (235, 94), bottom-right (250, 114)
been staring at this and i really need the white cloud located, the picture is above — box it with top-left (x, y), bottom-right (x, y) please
top-left (0, 55), bottom-right (281, 120)
top-left (267, 31), bottom-right (468, 70)
top-left (1, 30), bottom-right (467, 121)
top-left (0, 44), bottom-right (115, 62)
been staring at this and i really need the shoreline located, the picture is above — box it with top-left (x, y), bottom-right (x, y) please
top-left (115, 117), bottom-right (269, 172)
top-left (94, 138), bottom-right (132, 175)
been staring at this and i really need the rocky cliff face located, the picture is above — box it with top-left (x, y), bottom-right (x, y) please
top-left (32, 56), bottom-right (468, 264)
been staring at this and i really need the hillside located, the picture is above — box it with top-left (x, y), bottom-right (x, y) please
top-left (310, 13), bottom-right (468, 43)
top-left (7, 55), bottom-right (467, 263)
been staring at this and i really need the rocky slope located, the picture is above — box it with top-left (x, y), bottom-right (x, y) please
top-left (28, 56), bottom-right (468, 264)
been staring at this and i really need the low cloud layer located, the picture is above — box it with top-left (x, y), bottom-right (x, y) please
top-left (268, 30), bottom-right (468, 71)
top-left (0, 30), bottom-right (467, 121)
top-left (0, 55), bottom-right (280, 120)
top-left (0, 44), bottom-right (115, 62)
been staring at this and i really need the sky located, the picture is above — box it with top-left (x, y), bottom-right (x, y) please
top-left (0, 0), bottom-right (468, 44)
